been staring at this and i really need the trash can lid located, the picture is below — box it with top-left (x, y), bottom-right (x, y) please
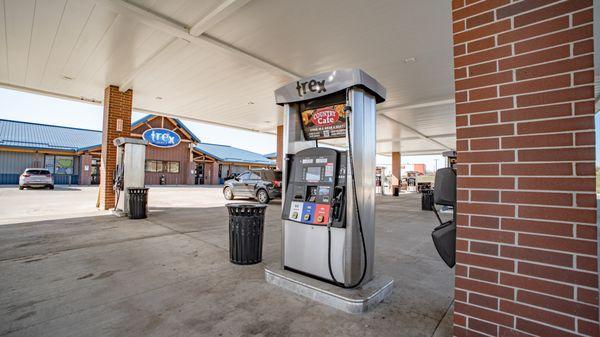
top-left (225, 203), bottom-right (267, 209)
top-left (126, 187), bottom-right (149, 191)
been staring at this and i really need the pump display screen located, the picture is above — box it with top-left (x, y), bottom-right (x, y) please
top-left (301, 103), bottom-right (347, 140)
top-left (305, 167), bottom-right (321, 182)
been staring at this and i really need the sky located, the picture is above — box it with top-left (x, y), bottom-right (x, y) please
top-left (0, 87), bottom-right (447, 172)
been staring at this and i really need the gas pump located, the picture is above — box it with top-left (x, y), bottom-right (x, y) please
top-left (430, 150), bottom-right (458, 268)
top-left (442, 150), bottom-right (457, 169)
top-left (112, 137), bottom-right (147, 216)
top-left (275, 69), bottom-right (386, 288)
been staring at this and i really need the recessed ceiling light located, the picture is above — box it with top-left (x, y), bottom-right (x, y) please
top-left (403, 57), bottom-right (417, 63)
top-left (155, 96), bottom-right (163, 100)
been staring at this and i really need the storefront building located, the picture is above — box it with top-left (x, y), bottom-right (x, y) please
top-left (195, 143), bottom-right (276, 184)
top-left (0, 116), bottom-right (274, 185)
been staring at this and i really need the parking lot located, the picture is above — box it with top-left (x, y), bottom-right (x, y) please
top-left (0, 186), bottom-right (453, 337)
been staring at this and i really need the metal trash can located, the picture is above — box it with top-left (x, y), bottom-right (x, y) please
top-left (127, 187), bottom-right (148, 219)
top-left (226, 203), bottom-right (266, 265)
top-left (421, 189), bottom-right (434, 211)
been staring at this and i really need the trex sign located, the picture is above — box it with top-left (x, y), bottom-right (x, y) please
top-left (295, 79), bottom-right (326, 98)
top-left (142, 128), bottom-right (181, 148)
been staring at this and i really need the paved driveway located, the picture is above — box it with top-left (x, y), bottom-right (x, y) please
top-left (0, 186), bottom-right (454, 337)
top-left (0, 185), bottom-right (246, 225)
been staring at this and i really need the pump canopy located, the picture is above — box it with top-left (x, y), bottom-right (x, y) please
top-left (274, 69), bottom-right (387, 105)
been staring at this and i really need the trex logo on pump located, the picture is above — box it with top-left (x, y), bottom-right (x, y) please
top-left (296, 79), bottom-right (326, 97)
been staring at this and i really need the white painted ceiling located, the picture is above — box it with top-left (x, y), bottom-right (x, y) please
top-left (0, 0), bottom-right (598, 155)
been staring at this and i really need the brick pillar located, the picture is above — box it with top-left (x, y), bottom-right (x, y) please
top-left (79, 154), bottom-right (93, 185)
top-left (276, 125), bottom-right (283, 170)
top-left (391, 151), bottom-right (401, 186)
top-left (99, 86), bottom-right (133, 210)
top-left (452, 1), bottom-right (597, 336)
top-left (212, 162), bottom-right (220, 184)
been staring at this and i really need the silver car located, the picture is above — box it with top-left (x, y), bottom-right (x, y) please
top-left (19, 168), bottom-right (54, 190)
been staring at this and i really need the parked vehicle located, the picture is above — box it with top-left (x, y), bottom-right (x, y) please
top-left (19, 168), bottom-right (54, 190)
top-left (223, 169), bottom-right (282, 204)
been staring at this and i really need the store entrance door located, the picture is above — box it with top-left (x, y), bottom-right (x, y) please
top-left (195, 164), bottom-right (205, 185)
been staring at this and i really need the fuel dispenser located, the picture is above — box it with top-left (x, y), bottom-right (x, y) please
top-left (112, 137), bottom-right (147, 216)
top-left (430, 150), bottom-right (458, 268)
top-left (274, 69), bottom-right (386, 288)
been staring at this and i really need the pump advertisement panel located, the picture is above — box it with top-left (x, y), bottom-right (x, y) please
top-left (300, 104), bottom-right (346, 140)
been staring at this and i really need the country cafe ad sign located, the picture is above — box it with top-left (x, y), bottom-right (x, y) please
top-left (142, 128), bottom-right (181, 148)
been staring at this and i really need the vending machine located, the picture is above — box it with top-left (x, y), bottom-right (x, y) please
top-left (275, 69), bottom-right (386, 288)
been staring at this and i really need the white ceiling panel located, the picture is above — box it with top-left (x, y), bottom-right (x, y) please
top-left (207, 0), bottom-right (455, 109)
top-left (60, 5), bottom-right (119, 80)
top-left (382, 103), bottom-right (456, 138)
top-left (0, 0), bottom-right (7, 81)
top-left (127, 0), bottom-right (226, 28)
top-left (4, 0), bottom-right (36, 85)
top-left (40, 0), bottom-right (96, 90)
top-left (24, 0), bottom-right (68, 86)
top-left (0, 0), bottom-right (470, 156)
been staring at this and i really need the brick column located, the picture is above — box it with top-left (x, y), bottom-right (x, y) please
top-left (391, 151), bottom-right (401, 187)
top-left (99, 86), bottom-right (132, 210)
top-left (276, 125), bottom-right (283, 170)
top-left (452, 1), bottom-right (597, 336)
top-left (211, 162), bottom-right (220, 184)
top-left (79, 154), bottom-right (93, 185)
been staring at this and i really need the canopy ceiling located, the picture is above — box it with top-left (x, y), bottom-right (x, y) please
top-left (0, 0), bottom-right (598, 155)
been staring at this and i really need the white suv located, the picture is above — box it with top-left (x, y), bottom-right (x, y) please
top-left (19, 168), bottom-right (54, 190)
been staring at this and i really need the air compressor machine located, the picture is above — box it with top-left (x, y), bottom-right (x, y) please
top-left (112, 137), bottom-right (147, 216)
top-left (274, 69), bottom-right (386, 288)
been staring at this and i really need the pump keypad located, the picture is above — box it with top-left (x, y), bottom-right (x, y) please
top-left (288, 201), bottom-right (330, 225)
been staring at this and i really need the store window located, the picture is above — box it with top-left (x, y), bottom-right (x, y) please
top-left (44, 156), bottom-right (55, 173)
top-left (44, 155), bottom-right (77, 175)
top-left (167, 161), bottom-right (179, 173)
top-left (145, 160), bottom-right (180, 173)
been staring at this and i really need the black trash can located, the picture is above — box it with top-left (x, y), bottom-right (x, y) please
top-left (226, 203), bottom-right (266, 265)
top-left (127, 187), bottom-right (148, 219)
top-left (421, 189), bottom-right (434, 211)
top-left (393, 186), bottom-right (400, 196)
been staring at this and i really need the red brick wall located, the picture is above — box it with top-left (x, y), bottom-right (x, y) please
top-left (99, 86), bottom-right (132, 210)
top-left (144, 142), bottom-right (194, 185)
top-left (79, 154), bottom-right (93, 185)
top-left (451, 1), bottom-right (598, 336)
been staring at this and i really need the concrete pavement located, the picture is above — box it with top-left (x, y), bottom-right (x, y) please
top-left (0, 186), bottom-right (453, 336)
